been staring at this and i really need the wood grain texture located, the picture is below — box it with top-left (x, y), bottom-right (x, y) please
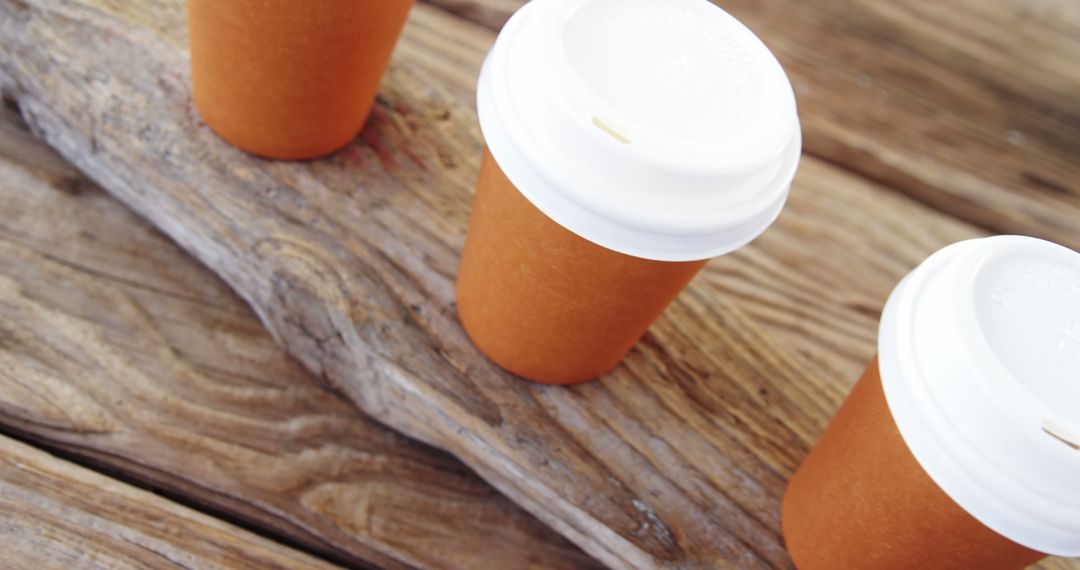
top-left (0, 433), bottom-right (337, 570)
top-left (0, 1), bottom-right (1076, 569)
top-left (0, 101), bottom-right (597, 570)
top-left (423, 0), bottom-right (520, 31)
top-left (426, 0), bottom-right (1080, 251)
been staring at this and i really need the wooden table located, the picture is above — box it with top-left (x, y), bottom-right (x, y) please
top-left (0, 0), bottom-right (1076, 568)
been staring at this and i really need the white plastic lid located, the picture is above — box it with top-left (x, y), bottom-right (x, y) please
top-left (879, 235), bottom-right (1080, 556)
top-left (477, 0), bottom-right (802, 261)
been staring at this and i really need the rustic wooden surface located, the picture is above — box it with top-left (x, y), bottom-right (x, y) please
top-left (0, 0), bottom-right (1076, 568)
top-left (0, 432), bottom-right (337, 570)
top-left (0, 99), bottom-right (596, 569)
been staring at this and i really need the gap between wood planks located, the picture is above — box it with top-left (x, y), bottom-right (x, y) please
top-left (0, 430), bottom-right (347, 570)
top-left (0, 423), bottom-right (367, 570)
top-left (805, 150), bottom-right (1005, 237)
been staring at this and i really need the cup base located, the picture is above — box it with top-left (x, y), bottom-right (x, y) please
top-left (194, 100), bottom-right (367, 161)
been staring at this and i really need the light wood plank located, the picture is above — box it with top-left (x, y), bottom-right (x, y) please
top-left (0, 433), bottom-right (338, 570)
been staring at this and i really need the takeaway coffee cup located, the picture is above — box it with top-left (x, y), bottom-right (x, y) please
top-left (456, 0), bottom-right (802, 384)
top-left (189, 0), bottom-right (413, 159)
top-left (783, 236), bottom-right (1080, 569)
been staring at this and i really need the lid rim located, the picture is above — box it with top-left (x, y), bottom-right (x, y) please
top-left (879, 236), bottom-right (1080, 556)
top-left (478, 0), bottom-right (802, 261)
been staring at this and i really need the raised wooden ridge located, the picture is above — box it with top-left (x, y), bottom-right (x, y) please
top-left (0, 99), bottom-right (597, 569)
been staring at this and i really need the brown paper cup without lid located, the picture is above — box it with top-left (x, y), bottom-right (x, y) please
top-left (189, 0), bottom-right (413, 160)
top-left (455, 149), bottom-right (707, 385)
top-left (782, 357), bottom-right (1046, 570)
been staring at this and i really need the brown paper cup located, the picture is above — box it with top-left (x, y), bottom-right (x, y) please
top-left (189, 0), bottom-right (413, 160)
top-left (782, 357), bottom-right (1046, 570)
top-left (461, 0), bottom-right (803, 384)
top-left (456, 149), bottom-right (707, 384)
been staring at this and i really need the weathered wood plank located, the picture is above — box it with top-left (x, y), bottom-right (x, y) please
top-left (424, 0), bottom-right (1080, 251)
top-left (0, 101), bottom-right (597, 570)
top-left (1, 0), bottom-right (1075, 568)
top-left (0, 433), bottom-right (338, 570)
top-left (384, 7), bottom-right (1080, 568)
